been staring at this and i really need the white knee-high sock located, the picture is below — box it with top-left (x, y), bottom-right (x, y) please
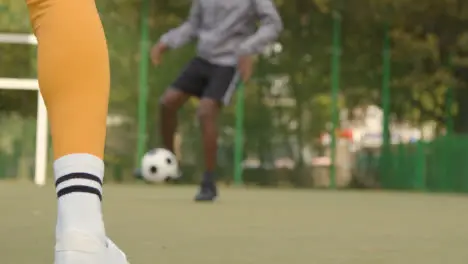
top-left (54, 154), bottom-right (106, 247)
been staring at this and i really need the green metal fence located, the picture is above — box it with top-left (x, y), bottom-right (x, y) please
top-left (1, 1), bottom-right (467, 193)
top-left (354, 135), bottom-right (468, 193)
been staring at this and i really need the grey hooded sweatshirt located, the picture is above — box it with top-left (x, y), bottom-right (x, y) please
top-left (159, 0), bottom-right (283, 66)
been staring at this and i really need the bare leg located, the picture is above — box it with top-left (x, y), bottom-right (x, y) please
top-left (194, 98), bottom-right (221, 201)
top-left (159, 89), bottom-right (190, 152)
top-left (197, 98), bottom-right (221, 177)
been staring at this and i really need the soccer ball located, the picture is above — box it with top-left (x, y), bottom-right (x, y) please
top-left (141, 148), bottom-right (180, 183)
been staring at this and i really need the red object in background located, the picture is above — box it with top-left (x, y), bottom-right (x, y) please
top-left (339, 129), bottom-right (353, 140)
top-left (319, 129), bottom-right (353, 145)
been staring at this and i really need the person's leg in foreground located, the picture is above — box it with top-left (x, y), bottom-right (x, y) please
top-left (26, 0), bottom-right (128, 263)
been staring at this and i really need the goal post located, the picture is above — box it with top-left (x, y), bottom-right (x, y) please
top-left (0, 33), bottom-right (48, 186)
top-left (0, 33), bottom-right (37, 45)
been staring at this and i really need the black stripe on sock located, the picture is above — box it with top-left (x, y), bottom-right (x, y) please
top-left (55, 172), bottom-right (103, 187)
top-left (57, 185), bottom-right (102, 201)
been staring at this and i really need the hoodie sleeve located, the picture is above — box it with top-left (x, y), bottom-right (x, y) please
top-left (238, 0), bottom-right (283, 56)
top-left (159, 0), bottom-right (202, 49)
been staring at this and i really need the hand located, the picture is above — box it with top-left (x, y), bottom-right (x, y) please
top-left (150, 42), bottom-right (167, 66)
top-left (238, 55), bottom-right (254, 82)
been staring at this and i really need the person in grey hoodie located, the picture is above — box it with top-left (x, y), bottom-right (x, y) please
top-left (150, 0), bottom-right (283, 201)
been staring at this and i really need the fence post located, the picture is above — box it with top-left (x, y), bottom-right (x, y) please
top-left (414, 141), bottom-right (426, 190)
top-left (380, 23), bottom-right (391, 186)
top-left (330, 10), bottom-right (342, 189)
top-left (446, 55), bottom-right (454, 135)
top-left (381, 24), bottom-right (391, 149)
top-left (233, 82), bottom-right (245, 185)
top-left (136, 0), bottom-right (151, 164)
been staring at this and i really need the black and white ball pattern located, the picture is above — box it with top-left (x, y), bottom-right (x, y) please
top-left (141, 148), bottom-right (179, 183)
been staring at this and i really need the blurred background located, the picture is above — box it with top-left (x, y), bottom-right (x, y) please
top-left (1, 0), bottom-right (468, 192)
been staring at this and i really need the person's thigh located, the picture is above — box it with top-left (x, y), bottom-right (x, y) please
top-left (202, 64), bottom-right (240, 106)
top-left (170, 57), bottom-right (210, 98)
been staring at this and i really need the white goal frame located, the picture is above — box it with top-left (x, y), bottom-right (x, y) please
top-left (0, 33), bottom-right (47, 186)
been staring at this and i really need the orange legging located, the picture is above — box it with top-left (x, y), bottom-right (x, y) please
top-left (26, 0), bottom-right (109, 159)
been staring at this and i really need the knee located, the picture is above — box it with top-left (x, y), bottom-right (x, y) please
top-left (160, 89), bottom-right (183, 112)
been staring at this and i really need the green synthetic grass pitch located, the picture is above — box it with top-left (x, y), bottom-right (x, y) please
top-left (0, 182), bottom-right (468, 264)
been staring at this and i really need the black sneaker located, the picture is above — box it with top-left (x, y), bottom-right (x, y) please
top-left (194, 181), bottom-right (218, 202)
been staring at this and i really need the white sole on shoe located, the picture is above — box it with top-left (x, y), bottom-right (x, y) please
top-left (55, 232), bottom-right (129, 264)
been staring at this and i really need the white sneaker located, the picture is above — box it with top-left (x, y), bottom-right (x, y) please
top-left (106, 237), bottom-right (129, 264)
top-left (55, 231), bottom-right (129, 264)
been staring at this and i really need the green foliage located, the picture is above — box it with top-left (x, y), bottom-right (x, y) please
top-left (2, 0), bottom-right (468, 181)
